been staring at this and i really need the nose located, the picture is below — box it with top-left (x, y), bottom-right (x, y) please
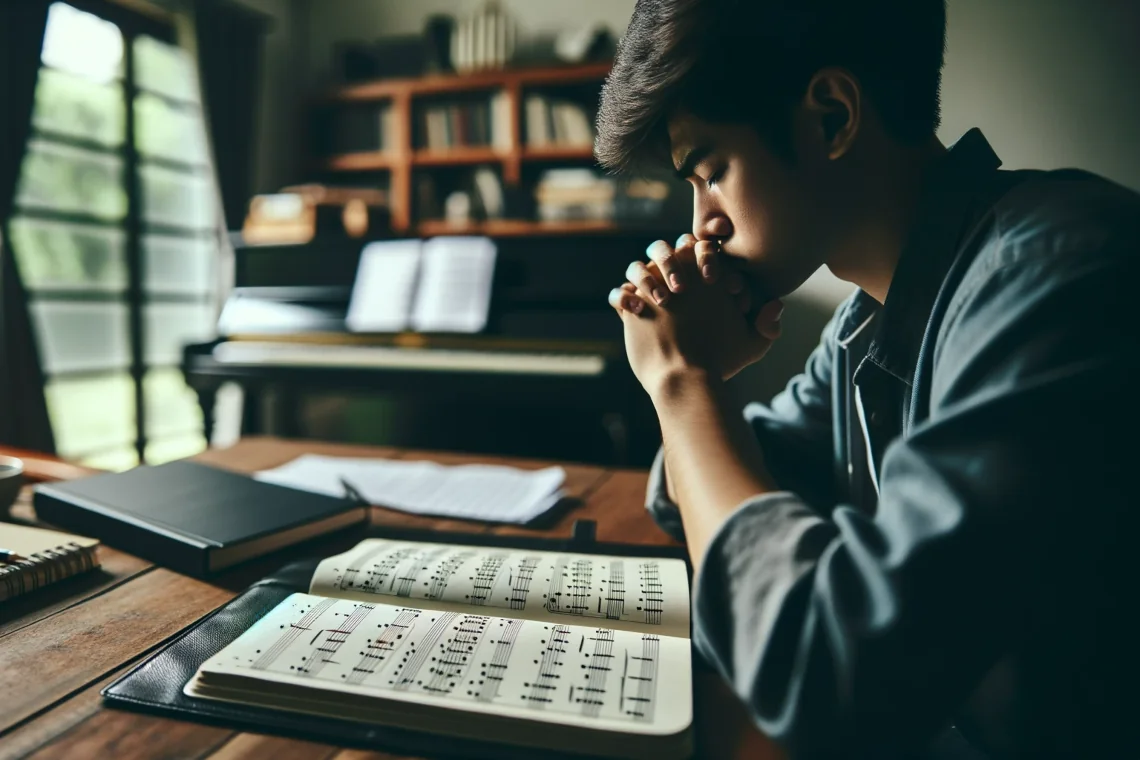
top-left (692, 196), bottom-right (733, 242)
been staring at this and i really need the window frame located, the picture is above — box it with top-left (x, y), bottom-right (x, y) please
top-left (11, 0), bottom-right (218, 467)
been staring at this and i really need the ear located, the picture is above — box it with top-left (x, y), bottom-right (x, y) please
top-left (802, 67), bottom-right (861, 160)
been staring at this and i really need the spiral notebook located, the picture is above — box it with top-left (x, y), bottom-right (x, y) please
top-left (0, 523), bottom-right (101, 603)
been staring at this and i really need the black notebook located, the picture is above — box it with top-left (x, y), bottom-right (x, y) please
top-left (32, 461), bottom-right (367, 577)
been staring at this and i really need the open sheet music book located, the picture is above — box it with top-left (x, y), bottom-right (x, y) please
top-left (345, 237), bottom-right (497, 334)
top-left (186, 538), bottom-right (693, 759)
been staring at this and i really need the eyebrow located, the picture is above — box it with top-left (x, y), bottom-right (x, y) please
top-left (674, 143), bottom-right (714, 181)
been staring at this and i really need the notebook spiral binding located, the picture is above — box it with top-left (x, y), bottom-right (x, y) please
top-left (0, 541), bottom-right (100, 601)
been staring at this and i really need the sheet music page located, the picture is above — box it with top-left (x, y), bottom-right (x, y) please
top-left (409, 236), bottom-right (496, 333)
top-left (196, 593), bottom-right (691, 737)
top-left (345, 239), bottom-right (422, 332)
top-left (310, 539), bottom-right (690, 639)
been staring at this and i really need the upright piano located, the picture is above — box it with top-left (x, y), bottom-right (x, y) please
top-left (182, 231), bottom-right (677, 466)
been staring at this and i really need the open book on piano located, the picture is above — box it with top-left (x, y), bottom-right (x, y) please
top-left (185, 537), bottom-right (693, 759)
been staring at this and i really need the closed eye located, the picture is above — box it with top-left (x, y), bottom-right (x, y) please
top-left (706, 168), bottom-right (723, 189)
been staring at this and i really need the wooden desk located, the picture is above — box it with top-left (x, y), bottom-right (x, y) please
top-left (0, 437), bottom-right (781, 760)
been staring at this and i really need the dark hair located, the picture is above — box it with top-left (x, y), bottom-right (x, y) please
top-left (595, 0), bottom-right (947, 173)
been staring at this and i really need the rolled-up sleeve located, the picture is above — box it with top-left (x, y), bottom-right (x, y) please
top-left (691, 231), bottom-right (1134, 757)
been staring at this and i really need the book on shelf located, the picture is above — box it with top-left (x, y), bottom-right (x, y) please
top-left (524, 94), bottom-right (595, 148)
top-left (317, 103), bottom-right (397, 155)
top-left (535, 168), bottom-right (616, 221)
top-left (184, 536), bottom-right (693, 760)
top-left (419, 91), bottom-right (512, 151)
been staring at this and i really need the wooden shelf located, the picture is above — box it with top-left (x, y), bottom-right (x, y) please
top-left (521, 145), bottom-right (596, 162)
top-left (310, 62), bottom-right (613, 231)
top-left (320, 144), bottom-right (595, 172)
top-left (323, 61), bottom-right (612, 104)
top-left (411, 146), bottom-right (507, 167)
top-left (416, 218), bottom-right (620, 238)
top-left (317, 151), bottom-right (397, 171)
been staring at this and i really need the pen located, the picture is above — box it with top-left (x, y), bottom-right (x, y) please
top-left (339, 477), bottom-right (368, 505)
top-left (0, 548), bottom-right (27, 564)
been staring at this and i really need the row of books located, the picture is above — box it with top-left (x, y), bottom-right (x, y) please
top-left (412, 166), bottom-right (670, 226)
top-left (314, 92), bottom-right (596, 155)
top-left (524, 95), bottom-right (594, 148)
top-left (419, 92), bottom-right (512, 151)
top-left (313, 104), bottom-right (398, 155)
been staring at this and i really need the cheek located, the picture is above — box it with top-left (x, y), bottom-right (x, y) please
top-left (722, 172), bottom-right (768, 248)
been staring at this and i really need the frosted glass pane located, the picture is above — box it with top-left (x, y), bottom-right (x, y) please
top-left (45, 373), bottom-right (135, 458)
top-left (10, 218), bottom-right (127, 292)
top-left (30, 301), bottom-right (130, 373)
top-left (134, 35), bottom-right (198, 103)
top-left (135, 93), bottom-right (207, 164)
top-left (145, 435), bottom-right (207, 465)
top-left (17, 140), bottom-right (127, 220)
top-left (33, 67), bottom-right (124, 146)
top-left (144, 234), bottom-right (214, 295)
top-left (144, 303), bottom-right (216, 365)
top-left (41, 2), bottom-right (124, 84)
top-left (80, 447), bottom-right (139, 472)
top-left (140, 163), bottom-right (215, 229)
top-left (144, 367), bottom-right (203, 438)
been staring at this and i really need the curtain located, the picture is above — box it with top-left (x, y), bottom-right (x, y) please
top-left (191, 0), bottom-right (270, 230)
top-left (0, 0), bottom-right (56, 453)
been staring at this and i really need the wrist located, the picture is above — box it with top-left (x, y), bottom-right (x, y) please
top-left (649, 365), bottom-right (720, 408)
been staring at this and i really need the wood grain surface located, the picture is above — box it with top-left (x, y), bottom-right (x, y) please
top-left (0, 437), bottom-right (781, 760)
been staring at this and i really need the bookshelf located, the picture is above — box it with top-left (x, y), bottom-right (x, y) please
top-left (309, 62), bottom-right (614, 235)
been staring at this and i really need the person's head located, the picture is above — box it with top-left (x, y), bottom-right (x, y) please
top-left (596, 0), bottom-right (948, 298)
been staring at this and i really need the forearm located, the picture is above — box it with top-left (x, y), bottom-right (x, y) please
top-left (652, 370), bottom-right (775, 568)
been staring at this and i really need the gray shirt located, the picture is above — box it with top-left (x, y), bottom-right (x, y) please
top-left (647, 130), bottom-right (1140, 758)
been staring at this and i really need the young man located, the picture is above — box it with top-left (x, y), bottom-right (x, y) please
top-left (597, 1), bottom-right (1138, 758)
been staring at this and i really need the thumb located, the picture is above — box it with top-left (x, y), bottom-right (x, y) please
top-left (754, 299), bottom-right (785, 341)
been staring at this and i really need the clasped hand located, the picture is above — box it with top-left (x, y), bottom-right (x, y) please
top-left (608, 234), bottom-right (785, 399)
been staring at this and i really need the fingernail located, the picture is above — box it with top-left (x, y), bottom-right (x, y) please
top-left (669, 273), bottom-right (683, 291)
top-left (675, 235), bottom-right (689, 249)
top-left (646, 241), bottom-right (662, 256)
top-left (629, 298), bottom-right (643, 314)
top-left (653, 287), bottom-right (668, 304)
top-left (702, 264), bottom-right (713, 281)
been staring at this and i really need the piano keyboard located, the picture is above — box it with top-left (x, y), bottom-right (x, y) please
top-left (211, 341), bottom-right (607, 377)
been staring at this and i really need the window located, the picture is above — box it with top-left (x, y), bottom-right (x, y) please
top-left (10, 1), bottom-right (219, 470)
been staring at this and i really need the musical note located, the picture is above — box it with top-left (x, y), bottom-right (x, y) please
top-left (624, 635), bottom-right (660, 722)
top-left (469, 554), bottom-right (506, 605)
top-left (474, 619), bottom-right (523, 701)
top-left (578, 629), bottom-right (614, 718)
top-left (638, 563), bottom-right (664, 625)
top-left (210, 594), bottom-right (689, 732)
top-left (310, 540), bottom-right (691, 637)
top-left (523, 624), bottom-right (570, 708)
top-left (427, 551), bottom-right (476, 599)
top-left (509, 557), bottom-right (539, 610)
top-left (252, 597), bottom-right (338, 670)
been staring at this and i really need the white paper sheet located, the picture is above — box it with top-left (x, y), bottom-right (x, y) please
top-left (410, 236), bottom-right (497, 333)
top-left (255, 454), bottom-right (565, 524)
top-left (345, 239), bottom-right (423, 333)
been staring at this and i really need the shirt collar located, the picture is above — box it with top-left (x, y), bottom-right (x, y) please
top-left (837, 128), bottom-right (1003, 385)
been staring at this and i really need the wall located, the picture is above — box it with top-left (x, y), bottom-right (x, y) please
top-left (302, 0), bottom-right (638, 86)
top-left (232, 0), bottom-right (308, 194)
top-left (939, 0), bottom-right (1140, 192)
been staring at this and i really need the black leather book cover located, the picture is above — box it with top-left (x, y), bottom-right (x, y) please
top-left (33, 461), bottom-right (365, 577)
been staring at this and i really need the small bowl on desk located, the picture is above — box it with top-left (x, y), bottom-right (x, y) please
top-left (0, 456), bottom-right (24, 517)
